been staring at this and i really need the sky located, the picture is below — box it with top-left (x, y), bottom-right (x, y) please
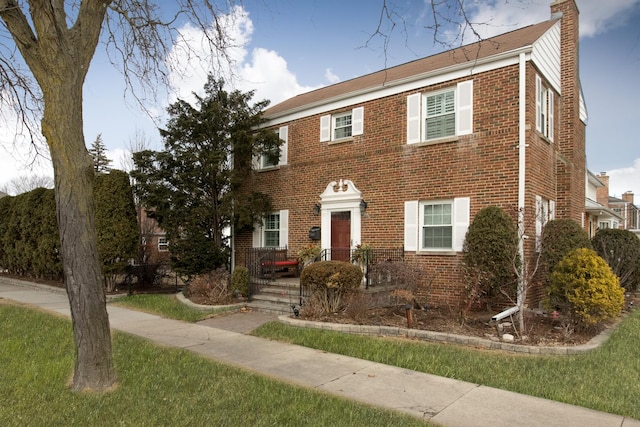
top-left (1, 0), bottom-right (639, 200)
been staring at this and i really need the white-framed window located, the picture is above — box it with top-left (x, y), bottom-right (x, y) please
top-left (407, 80), bottom-right (473, 144)
top-left (598, 221), bottom-right (610, 230)
top-left (320, 107), bottom-right (364, 142)
top-left (421, 201), bottom-right (453, 250)
top-left (536, 75), bottom-right (554, 142)
top-left (263, 213), bottom-right (280, 247)
top-left (404, 198), bottom-right (470, 252)
top-left (158, 236), bottom-right (169, 252)
top-left (258, 126), bottom-right (288, 169)
top-left (535, 195), bottom-right (555, 251)
top-left (424, 89), bottom-right (456, 140)
top-left (253, 210), bottom-right (289, 248)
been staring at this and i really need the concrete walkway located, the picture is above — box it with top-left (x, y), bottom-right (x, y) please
top-left (1, 277), bottom-right (638, 427)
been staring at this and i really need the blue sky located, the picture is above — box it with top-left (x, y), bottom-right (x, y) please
top-left (1, 0), bottom-right (639, 199)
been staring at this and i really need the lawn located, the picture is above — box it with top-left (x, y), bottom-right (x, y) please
top-left (0, 302), bottom-right (428, 427)
top-left (252, 309), bottom-right (640, 420)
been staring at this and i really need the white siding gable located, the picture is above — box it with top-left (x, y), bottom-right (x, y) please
top-left (532, 22), bottom-right (561, 94)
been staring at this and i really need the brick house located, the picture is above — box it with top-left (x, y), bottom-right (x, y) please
top-left (235, 0), bottom-right (587, 307)
top-left (595, 172), bottom-right (640, 233)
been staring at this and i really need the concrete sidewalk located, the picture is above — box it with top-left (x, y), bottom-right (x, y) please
top-left (1, 277), bottom-right (638, 427)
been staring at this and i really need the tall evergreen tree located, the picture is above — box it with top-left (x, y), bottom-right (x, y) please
top-left (131, 76), bottom-right (281, 277)
top-left (89, 134), bottom-right (112, 174)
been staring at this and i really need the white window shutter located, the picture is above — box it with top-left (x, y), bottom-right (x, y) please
top-left (456, 80), bottom-right (473, 136)
top-left (404, 201), bottom-right (419, 251)
top-left (406, 93), bottom-right (421, 144)
top-left (453, 197), bottom-right (470, 252)
top-left (252, 154), bottom-right (260, 170)
top-left (535, 75), bottom-right (542, 132)
top-left (320, 115), bottom-right (331, 142)
top-left (252, 222), bottom-right (262, 248)
top-left (279, 209), bottom-right (289, 248)
top-left (278, 126), bottom-right (288, 165)
top-left (352, 106), bottom-right (364, 136)
top-left (535, 195), bottom-right (543, 250)
top-left (549, 199), bottom-right (555, 220)
top-left (548, 91), bottom-right (554, 142)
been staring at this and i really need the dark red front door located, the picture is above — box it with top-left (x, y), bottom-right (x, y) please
top-left (331, 211), bottom-right (351, 261)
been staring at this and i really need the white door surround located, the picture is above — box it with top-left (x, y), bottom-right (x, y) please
top-left (318, 179), bottom-right (363, 251)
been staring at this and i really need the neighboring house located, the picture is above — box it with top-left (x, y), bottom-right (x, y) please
top-left (236, 0), bottom-right (587, 307)
top-left (585, 171), bottom-right (621, 237)
top-left (596, 172), bottom-right (640, 233)
top-left (137, 207), bottom-right (171, 265)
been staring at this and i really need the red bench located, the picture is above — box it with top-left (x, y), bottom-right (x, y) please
top-left (260, 249), bottom-right (299, 278)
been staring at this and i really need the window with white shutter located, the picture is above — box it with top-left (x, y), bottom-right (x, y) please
top-left (535, 74), bottom-right (554, 142)
top-left (407, 80), bottom-right (473, 144)
top-left (404, 198), bottom-right (470, 252)
top-left (320, 107), bottom-right (364, 142)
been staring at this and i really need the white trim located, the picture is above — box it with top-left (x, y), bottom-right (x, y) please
top-left (263, 50), bottom-right (530, 127)
top-left (406, 93), bottom-right (422, 144)
top-left (318, 179), bottom-right (363, 251)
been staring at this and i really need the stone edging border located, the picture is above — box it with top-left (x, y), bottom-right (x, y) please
top-left (276, 314), bottom-right (619, 356)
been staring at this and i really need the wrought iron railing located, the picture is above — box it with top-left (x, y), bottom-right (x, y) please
top-left (245, 247), bottom-right (294, 300)
top-left (299, 247), bottom-right (405, 305)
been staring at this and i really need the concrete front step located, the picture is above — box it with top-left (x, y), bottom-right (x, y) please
top-left (250, 280), bottom-right (302, 315)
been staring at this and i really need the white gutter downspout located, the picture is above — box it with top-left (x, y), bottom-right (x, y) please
top-left (491, 53), bottom-right (528, 325)
top-left (516, 52), bottom-right (527, 308)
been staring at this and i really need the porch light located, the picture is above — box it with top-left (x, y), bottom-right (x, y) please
top-left (313, 203), bottom-right (321, 215)
top-left (360, 199), bottom-right (368, 216)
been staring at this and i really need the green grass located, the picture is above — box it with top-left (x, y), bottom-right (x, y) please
top-left (0, 303), bottom-right (428, 427)
top-left (253, 310), bottom-right (640, 420)
top-left (109, 293), bottom-right (237, 322)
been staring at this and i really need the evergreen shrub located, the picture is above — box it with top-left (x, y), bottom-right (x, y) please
top-left (592, 228), bottom-right (640, 291)
top-left (540, 219), bottom-right (592, 283)
top-left (548, 248), bottom-right (624, 329)
top-left (231, 266), bottom-right (249, 297)
top-left (462, 206), bottom-right (519, 309)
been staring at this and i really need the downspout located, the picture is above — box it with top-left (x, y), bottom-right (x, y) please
top-left (516, 52), bottom-right (527, 307)
top-left (488, 54), bottom-right (528, 327)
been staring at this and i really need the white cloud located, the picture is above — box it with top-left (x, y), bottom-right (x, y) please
top-left (165, 5), bottom-right (320, 109)
top-left (577, 0), bottom-right (640, 38)
top-left (606, 158), bottom-right (640, 199)
top-left (464, 0), bottom-right (640, 40)
top-left (324, 68), bottom-right (341, 85)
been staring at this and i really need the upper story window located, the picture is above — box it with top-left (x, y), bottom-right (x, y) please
top-left (425, 89), bottom-right (456, 140)
top-left (404, 197), bottom-right (470, 252)
top-left (320, 107), bottom-right (364, 142)
top-left (536, 75), bottom-right (554, 142)
top-left (407, 80), bottom-right (473, 144)
top-left (258, 126), bottom-right (288, 169)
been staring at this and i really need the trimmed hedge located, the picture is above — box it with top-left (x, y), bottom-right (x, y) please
top-left (540, 219), bottom-right (592, 283)
top-left (300, 261), bottom-right (363, 290)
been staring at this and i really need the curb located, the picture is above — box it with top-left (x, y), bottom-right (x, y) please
top-left (277, 314), bottom-right (619, 356)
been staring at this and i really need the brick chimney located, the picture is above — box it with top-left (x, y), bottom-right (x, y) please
top-left (551, 0), bottom-right (586, 222)
top-left (596, 172), bottom-right (610, 207)
top-left (622, 191), bottom-right (635, 204)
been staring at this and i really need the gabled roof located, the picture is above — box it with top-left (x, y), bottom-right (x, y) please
top-left (265, 19), bottom-right (557, 118)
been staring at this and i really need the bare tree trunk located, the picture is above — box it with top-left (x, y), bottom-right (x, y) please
top-left (41, 77), bottom-right (116, 392)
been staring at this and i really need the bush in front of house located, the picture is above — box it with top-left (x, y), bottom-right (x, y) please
top-left (540, 219), bottom-right (592, 284)
top-left (592, 228), bottom-right (640, 291)
top-left (547, 248), bottom-right (624, 330)
top-left (300, 261), bottom-right (363, 315)
top-left (185, 267), bottom-right (232, 305)
top-left (461, 206), bottom-right (519, 312)
top-left (231, 266), bottom-right (249, 297)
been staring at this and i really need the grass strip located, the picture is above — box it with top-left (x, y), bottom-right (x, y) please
top-left (253, 310), bottom-right (640, 420)
top-left (0, 303), bottom-right (428, 427)
top-left (109, 293), bottom-right (236, 322)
